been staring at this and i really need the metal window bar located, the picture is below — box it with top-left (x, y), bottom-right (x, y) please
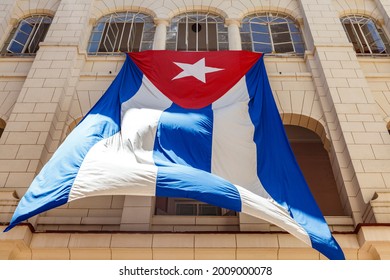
top-left (128, 13), bottom-right (136, 51)
top-left (356, 20), bottom-right (372, 53)
top-left (244, 13), bottom-right (303, 55)
top-left (286, 20), bottom-right (295, 53)
top-left (88, 12), bottom-right (153, 54)
top-left (205, 14), bottom-right (209, 50)
top-left (185, 14), bottom-right (189, 50)
top-left (342, 15), bottom-right (390, 55)
top-left (172, 12), bottom-right (226, 51)
top-left (117, 14), bottom-right (127, 52)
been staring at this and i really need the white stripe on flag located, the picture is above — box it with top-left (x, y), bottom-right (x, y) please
top-left (212, 77), bottom-right (271, 198)
top-left (70, 76), bottom-right (172, 201)
top-left (236, 185), bottom-right (311, 246)
top-left (69, 133), bottom-right (158, 201)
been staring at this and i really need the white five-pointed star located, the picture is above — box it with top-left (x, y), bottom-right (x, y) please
top-left (172, 58), bottom-right (224, 83)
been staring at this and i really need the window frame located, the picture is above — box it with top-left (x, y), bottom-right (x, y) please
top-left (1, 15), bottom-right (52, 56)
top-left (87, 12), bottom-right (155, 55)
top-left (341, 15), bottom-right (390, 56)
top-left (241, 12), bottom-right (305, 55)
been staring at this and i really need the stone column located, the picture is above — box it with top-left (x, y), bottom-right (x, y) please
top-left (299, 0), bottom-right (390, 224)
top-left (152, 18), bottom-right (169, 50)
top-left (225, 18), bottom-right (242, 50)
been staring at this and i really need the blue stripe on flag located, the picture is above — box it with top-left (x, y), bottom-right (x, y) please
top-left (156, 165), bottom-right (242, 212)
top-left (4, 55), bottom-right (143, 232)
top-left (153, 101), bottom-right (242, 213)
top-left (153, 103), bottom-right (213, 172)
top-left (245, 56), bottom-right (345, 260)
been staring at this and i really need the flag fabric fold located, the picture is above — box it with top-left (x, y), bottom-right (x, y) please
top-left (5, 50), bottom-right (344, 260)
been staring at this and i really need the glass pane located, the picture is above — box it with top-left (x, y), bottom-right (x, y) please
top-left (218, 33), bottom-right (228, 43)
top-left (14, 32), bottom-right (30, 44)
top-left (241, 42), bottom-right (252, 51)
top-left (274, 42), bottom-right (294, 53)
top-left (240, 32), bottom-right (252, 43)
top-left (218, 42), bottom-right (228, 50)
top-left (166, 32), bottom-right (177, 43)
top-left (253, 42), bottom-right (272, 53)
top-left (19, 22), bottom-right (33, 34)
top-left (142, 31), bottom-right (154, 41)
top-left (291, 33), bottom-right (303, 43)
top-left (288, 23), bottom-right (300, 32)
top-left (270, 23), bottom-right (289, 33)
top-left (273, 17), bottom-right (287, 23)
top-left (241, 23), bottom-right (250, 32)
top-left (88, 42), bottom-right (99, 53)
top-left (272, 32), bottom-right (292, 44)
top-left (166, 43), bottom-right (176, 50)
top-left (294, 43), bottom-right (305, 54)
top-left (251, 23), bottom-right (268, 33)
top-left (252, 32), bottom-right (271, 43)
top-left (143, 22), bottom-right (155, 32)
top-left (91, 32), bottom-right (103, 41)
top-left (8, 41), bottom-right (24, 53)
top-left (95, 23), bottom-right (105, 32)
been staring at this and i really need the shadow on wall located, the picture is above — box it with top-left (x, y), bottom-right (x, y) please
top-left (284, 124), bottom-right (345, 216)
top-left (0, 118), bottom-right (5, 138)
top-left (387, 122), bottom-right (390, 135)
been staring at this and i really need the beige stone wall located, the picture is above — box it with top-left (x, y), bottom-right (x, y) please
top-left (0, 0), bottom-right (390, 259)
top-left (2, 225), bottom-right (390, 260)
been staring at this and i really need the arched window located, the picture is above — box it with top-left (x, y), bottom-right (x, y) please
top-left (1, 15), bottom-right (52, 56)
top-left (166, 12), bottom-right (228, 51)
top-left (285, 125), bottom-right (344, 216)
top-left (240, 12), bottom-right (305, 54)
top-left (87, 12), bottom-right (155, 54)
top-left (341, 15), bottom-right (390, 55)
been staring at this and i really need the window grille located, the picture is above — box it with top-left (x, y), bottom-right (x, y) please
top-left (341, 15), bottom-right (390, 56)
top-left (87, 12), bottom-right (155, 54)
top-left (155, 197), bottom-right (236, 216)
top-left (241, 13), bottom-right (305, 55)
top-left (166, 12), bottom-right (228, 51)
top-left (1, 15), bottom-right (52, 56)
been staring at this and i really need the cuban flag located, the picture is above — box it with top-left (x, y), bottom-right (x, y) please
top-left (5, 51), bottom-right (344, 260)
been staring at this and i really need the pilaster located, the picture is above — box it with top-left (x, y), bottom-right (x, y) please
top-left (300, 0), bottom-right (390, 224)
top-left (0, 0), bottom-right (94, 230)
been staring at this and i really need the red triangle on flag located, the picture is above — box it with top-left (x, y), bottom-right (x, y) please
top-left (128, 50), bottom-right (262, 109)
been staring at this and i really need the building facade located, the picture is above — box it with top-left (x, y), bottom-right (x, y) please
top-left (1, 0), bottom-right (390, 260)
